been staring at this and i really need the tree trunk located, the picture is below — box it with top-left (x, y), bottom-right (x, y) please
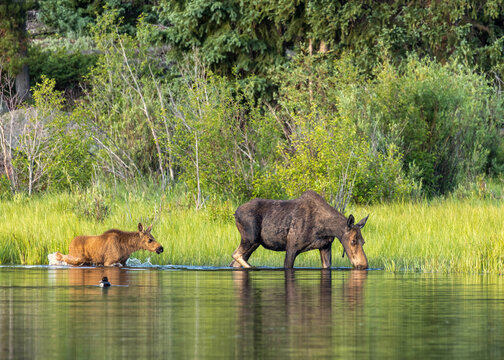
top-left (319, 41), bottom-right (327, 53)
top-left (15, 63), bottom-right (30, 101)
top-left (15, 1), bottom-right (30, 101)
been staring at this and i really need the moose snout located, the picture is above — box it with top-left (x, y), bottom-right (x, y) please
top-left (354, 263), bottom-right (368, 270)
top-left (156, 246), bottom-right (164, 254)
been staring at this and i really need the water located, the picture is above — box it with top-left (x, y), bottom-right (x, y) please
top-left (0, 266), bottom-right (503, 360)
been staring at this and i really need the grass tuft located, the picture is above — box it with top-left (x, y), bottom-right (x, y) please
top-left (0, 190), bottom-right (503, 273)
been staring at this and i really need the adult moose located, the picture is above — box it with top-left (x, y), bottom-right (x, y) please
top-left (231, 191), bottom-right (369, 269)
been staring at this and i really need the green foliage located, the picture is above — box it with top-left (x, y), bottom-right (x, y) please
top-left (20, 7), bottom-right (500, 205)
top-left (158, 0), bottom-right (504, 87)
top-left (38, 0), bottom-right (156, 36)
top-left (0, 0), bottom-right (31, 75)
top-left (13, 76), bottom-right (94, 194)
top-left (171, 66), bottom-right (266, 202)
top-left (28, 45), bottom-right (98, 90)
top-left (205, 199), bottom-right (235, 224)
top-left (157, 0), bottom-right (290, 100)
top-left (158, 0), bottom-right (280, 73)
top-left (83, 11), bottom-right (176, 184)
top-left (342, 57), bottom-right (504, 196)
top-left (256, 52), bottom-right (416, 204)
top-left (0, 174), bottom-right (12, 199)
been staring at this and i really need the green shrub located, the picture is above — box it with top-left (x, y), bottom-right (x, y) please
top-left (254, 52), bottom-right (416, 205)
top-left (28, 46), bottom-right (98, 91)
top-left (342, 57), bottom-right (504, 196)
top-left (12, 76), bottom-right (95, 195)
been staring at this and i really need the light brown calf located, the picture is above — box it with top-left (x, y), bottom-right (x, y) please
top-left (55, 223), bottom-right (163, 266)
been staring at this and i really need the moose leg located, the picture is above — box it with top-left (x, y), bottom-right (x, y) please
top-left (231, 219), bottom-right (260, 268)
top-left (230, 259), bottom-right (241, 268)
top-left (230, 243), bottom-right (259, 268)
top-left (232, 249), bottom-right (252, 268)
top-left (284, 221), bottom-right (303, 268)
top-left (57, 253), bottom-right (85, 266)
top-left (284, 249), bottom-right (298, 268)
top-left (319, 247), bottom-right (332, 269)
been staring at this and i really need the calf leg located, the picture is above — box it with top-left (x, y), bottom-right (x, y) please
top-left (56, 253), bottom-right (85, 266)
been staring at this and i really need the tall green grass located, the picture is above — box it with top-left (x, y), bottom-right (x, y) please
top-left (1, 190), bottom-right (503, 273)
top-left (363, 199), bottom-right (504, 273)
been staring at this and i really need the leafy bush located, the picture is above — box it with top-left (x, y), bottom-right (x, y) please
top-left (254, 53), bottom-right (416, 206)
top-left (170, 67), bottom-right (267, 203)
top-left (341, 57), bottom-right (504, 196)
top-left (37, 0), bottom-right (156, 36)
top-left (12, 76), bottom-right (94, 194)
top-left (28, 45), bottom-right (98, 91)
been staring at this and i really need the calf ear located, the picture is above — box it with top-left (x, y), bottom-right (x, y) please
top-left (347, 214), bottom-right (355, 229)
top-left (356, 215), bottom-right (369, 229)
top-left (146, 225), bottom-right (153, 233)
top-left (138, 223), bottom-right (143, 232)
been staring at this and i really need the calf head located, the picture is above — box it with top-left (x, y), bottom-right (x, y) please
top-left (340, 215), bottom-right (369, 270)
top-left (138, 223), bottom-right (164, 254)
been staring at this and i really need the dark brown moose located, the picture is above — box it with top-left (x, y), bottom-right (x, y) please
top-left (55, 223), bottom-right (163, 266)
top-left (231, 190), bottom-right (369, 269)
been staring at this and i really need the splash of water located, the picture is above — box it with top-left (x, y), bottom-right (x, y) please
top-left (47, 252), bottom-right (68, 266)
top-left (126, 257), bottom-right (157, 267)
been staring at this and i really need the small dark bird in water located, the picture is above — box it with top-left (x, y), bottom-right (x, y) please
top-left (99, 276), bottom-right (111, 287)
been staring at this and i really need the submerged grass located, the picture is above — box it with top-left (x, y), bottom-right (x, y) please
top-left (1, 189), bottom-right (503, 273)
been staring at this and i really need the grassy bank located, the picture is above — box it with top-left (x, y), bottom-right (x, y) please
top-left (1, 189), bottom-right (503, 273)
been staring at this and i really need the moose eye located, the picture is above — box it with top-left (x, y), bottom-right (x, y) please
top-left (351, 240), bottom-right (357, 246)
top-left (148, 238), bottom-right (153, 243)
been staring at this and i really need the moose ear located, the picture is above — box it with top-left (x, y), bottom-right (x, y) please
top-left (146, 225), bottom-right (153, 233)
top-left (356, 215), bottom-right (369, 229)
top-left (138, 223), bottom-right (143, 232)
top-left (347, 214), bottom-right (355, 229)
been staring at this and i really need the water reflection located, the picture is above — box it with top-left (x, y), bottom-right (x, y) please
top-left (67, 267), bottom-right (130, 287)
top-left (232, 269), bottom-right (368, 358)
top-left (1, 268), bottom-right (504, 360)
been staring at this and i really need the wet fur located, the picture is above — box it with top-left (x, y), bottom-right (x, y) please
top-left (55, 224), bottom-right (163, 266)
top-left (231, 190), bottom-right (368, 269)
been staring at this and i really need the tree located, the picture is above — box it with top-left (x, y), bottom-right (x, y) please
top-left (0, 0), bottom-right (32, 100)
top-left (84, 11), bottom-right (174, 187)
top-left (157, 0), bottom-right (292, 98)
top-left (0, 61), bottom-right (23, 194)
top-left (38, 0), bottom-right (157, 36)
top-left (340, 57), bottom-right (504, 196)
top-left (159, 0), bottom-right (504, 86)
top-left (169, 57), bottom-right (260, 205)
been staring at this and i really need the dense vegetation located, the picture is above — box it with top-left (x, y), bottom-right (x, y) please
top-left (1, 1), bottom-right (503, 270)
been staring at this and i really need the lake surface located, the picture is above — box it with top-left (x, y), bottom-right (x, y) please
top-left (0, 265), bottom-right (503, 359)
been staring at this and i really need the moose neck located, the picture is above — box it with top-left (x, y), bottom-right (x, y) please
top-left (323, 211), bottom-right (349, 241)
top-left (126, 232), bottom-right (143, 253)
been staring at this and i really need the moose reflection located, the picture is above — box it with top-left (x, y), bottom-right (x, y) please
top-left (232, 270), bottom-right (368, 358)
